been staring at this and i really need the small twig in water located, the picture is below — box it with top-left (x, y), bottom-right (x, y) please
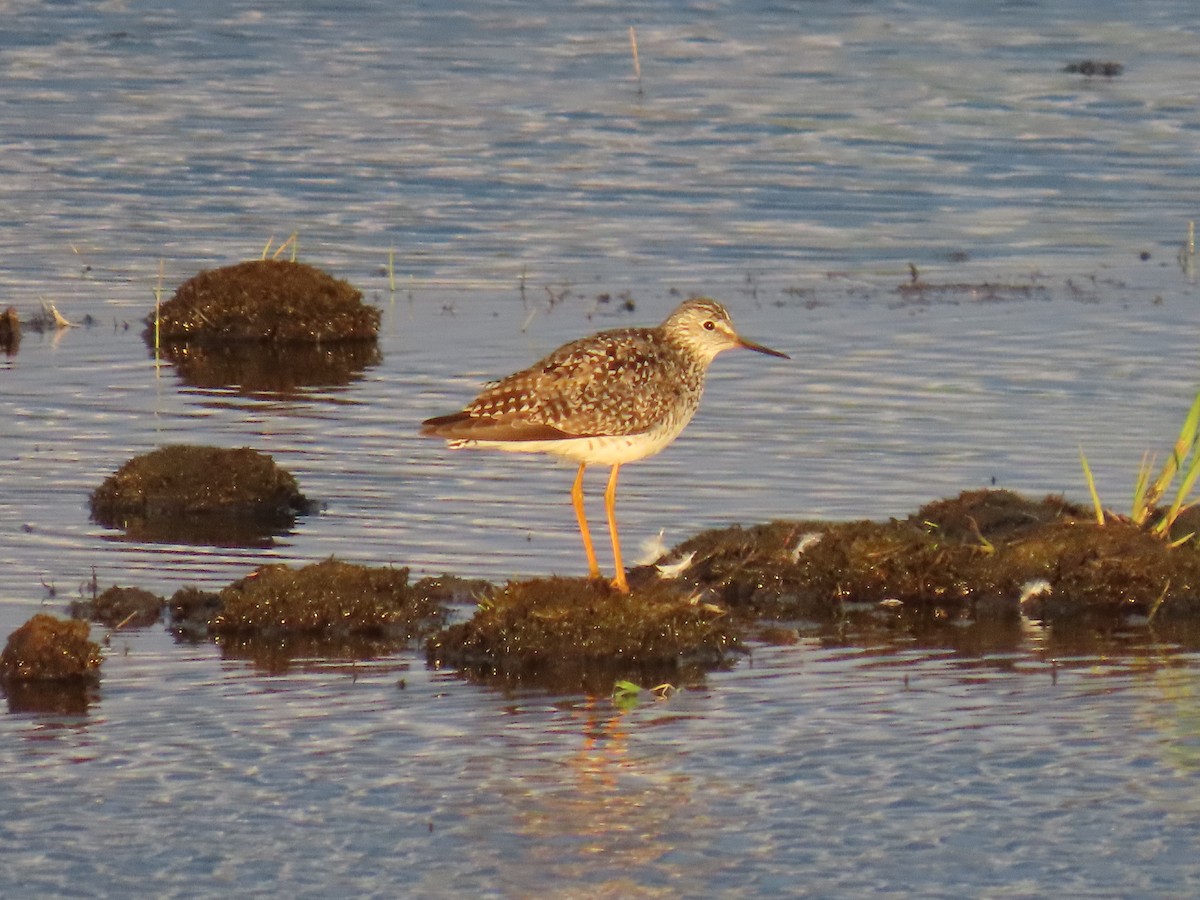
top-left (629, 26), bottom-right (643, 95)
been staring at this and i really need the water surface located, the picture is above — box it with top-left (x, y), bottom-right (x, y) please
top-left (3, 0), bottom-right (1200, 895)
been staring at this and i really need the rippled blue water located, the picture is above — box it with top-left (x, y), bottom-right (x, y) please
top-left (3, 0), bottom-right (1200, 895)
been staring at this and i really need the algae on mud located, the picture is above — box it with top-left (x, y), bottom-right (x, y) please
top-left (165, 559), bottom-right (451, 673)
top-left (202, 558), bottom-right (444, 637)
top-left (90, 445), bottom-right (312, 545)
top-left (655, 489), bottom-right (1200, 626)
top-left (147, 259), bottom-right (379, 345)
top-left (53, 487), bottom-right (1200, 693)
top-left (427, 577), bottom-right (739, 691)
top-left (0, 614), bottom-right (102, 683)
top-left (70, 585), bottom-right (165, 629)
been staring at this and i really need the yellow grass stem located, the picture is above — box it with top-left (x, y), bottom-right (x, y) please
top-left (1079, 446), bottom-right (1105, 526)
top-left (1148, 580), bottom-right (1170, 622)
top-left (1130, 451), bottom-right (1155, 525)
top-left (153, 259), bottom-right (164, 355)
top-left (1149, 391), bottom-right (1200, 535)
top-left (273, 231), bottom-right (299, 261)
top-left (629, 25), bottom-right (643, 94)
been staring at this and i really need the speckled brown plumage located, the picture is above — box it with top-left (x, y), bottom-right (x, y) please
top-left (422, 323), bottom-right (707, 442)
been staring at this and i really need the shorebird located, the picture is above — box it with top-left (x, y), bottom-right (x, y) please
top-left (421, 297), bottom-right (789, 592)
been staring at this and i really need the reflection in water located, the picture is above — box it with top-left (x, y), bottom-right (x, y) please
top-left (96, 514), bottom-right (298, 548)
top-left (448, 659), bottom-right (716, 698)
top-left (2, 680), bottom-right (96, 717)
top-left (212, 632), bottom-right (417, 676)
top-left (157, 341), bottom-right (381, 398)
top-left (1147, 666), bottom-right (1200, 774)
top-left (486, 700), bottom-right (724, 897)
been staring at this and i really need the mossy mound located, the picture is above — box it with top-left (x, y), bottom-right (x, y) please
top-left (0, 614), bottom-right (102, 683)
top-left (656, 489), bottom-right (1200, 625)
top-left (427, 578), bottom-right (739, 690)
top-left (210, 558), bottom-right (444, 639)
top-left (915, 489), bottom-right (1086, 543)
top-left (69, 586), bottom-right (164, 628)
top-left (1011, 520), bottom-right (1200, 622)
top-left (90, 445), bottom-right (311, 545)
top-left (663, 517), bottom-right (989, 621)
top-left (147, 259), bottom-right (379, 344)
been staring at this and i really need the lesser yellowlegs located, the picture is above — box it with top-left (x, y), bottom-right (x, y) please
top-left (421, 297), bottom-right (789, 593)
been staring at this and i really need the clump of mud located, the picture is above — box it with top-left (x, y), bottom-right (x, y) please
top-left (69, 586), bottom-right (164, 628)
top-left (209, 558), bottom-right (444, 638)
top-left (0, 614), bottom-right (102, 683)
top-left (165, 568), bottom-right (477, 672)
top-left (654, 489), bottom-right (1200, 625)
top-left (90, 445), bottom-right (312, 545)
top-left (163, 559), bottom-right (448, 674)
top-left (147, 259), bottom-right (379, 344)
top-left (427, 578), bottom-right (739, 691)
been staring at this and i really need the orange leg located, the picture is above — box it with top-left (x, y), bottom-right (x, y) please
top-left (604, 464), bottom-right (629, 593)
top-left (571, 462), bottom-right (601, 580)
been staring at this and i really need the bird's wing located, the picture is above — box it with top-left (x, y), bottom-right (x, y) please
top-left (456, 328), bottom-right (686, 438)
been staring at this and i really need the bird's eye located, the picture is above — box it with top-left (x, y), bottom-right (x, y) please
top-left (703, 320), bottom-right (715, 331)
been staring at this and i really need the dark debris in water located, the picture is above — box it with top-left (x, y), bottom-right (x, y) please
top-left (147, 259), bottom-right (379, 345)
top-left (895, 270), bottom-right (1051, 303)
top-left (0, 306), bottom-right (19, 354)
top-left (90, 445), bottom-right (313, 546)
top-left (426, 577), bottom-right (740, 692)
top-left (1064, 60), bottom-right (1123, 77)
top-left (167, 586), bottom-right (224, 642)
top-left (69, 585), bottom-right (164, 629)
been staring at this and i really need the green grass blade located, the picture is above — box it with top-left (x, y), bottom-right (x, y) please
top-left (1156, 454), bottom-right (1200, 536)
top-left (1149, 391), bottom-right (1200, 505)
top-left (1148, 391), bottom-right (1200, 535)
top-left (1079, 446), bottom-right (1106, 526)
top-left (1131, 451), bottom-right (1155, 525)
